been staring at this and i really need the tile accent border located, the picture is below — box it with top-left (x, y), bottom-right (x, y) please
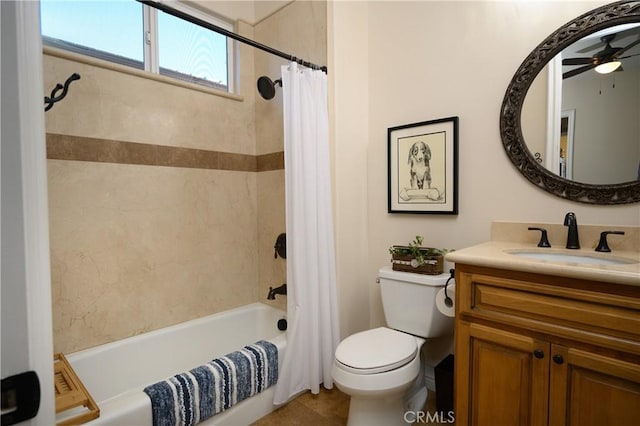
top-left (46, 133), bottom-right (284, 172)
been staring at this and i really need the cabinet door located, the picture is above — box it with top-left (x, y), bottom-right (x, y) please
top-left (549, 345), bottom-right (640, 426)
top-left (455, 322), bottom-right (550, 426)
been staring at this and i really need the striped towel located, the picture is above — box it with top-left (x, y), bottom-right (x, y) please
top-left (143, 340), bottom-right (278, 426)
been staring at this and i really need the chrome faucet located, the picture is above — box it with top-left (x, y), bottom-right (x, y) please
top-left (267, 283), bottom-right (287, 300)
top-left (563, 212), bottom-right (580, 249)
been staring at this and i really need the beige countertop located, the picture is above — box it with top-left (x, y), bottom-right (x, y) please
top-left (446, 223), bottom-right (640, 286)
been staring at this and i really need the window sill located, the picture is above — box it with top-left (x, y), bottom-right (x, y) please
top-left (43, 46), bottom-right (244, 102)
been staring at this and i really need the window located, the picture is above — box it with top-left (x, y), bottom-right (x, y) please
top-left (40, 0), bottom-right (234, 92)
top-left (157, 9), bottom-right (229, 88)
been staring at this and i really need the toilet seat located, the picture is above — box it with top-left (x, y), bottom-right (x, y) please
top-left (334, 327), bottom-right (417, 375)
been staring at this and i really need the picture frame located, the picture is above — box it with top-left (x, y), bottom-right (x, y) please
top-left (388, 116), bottom-right (458, 214)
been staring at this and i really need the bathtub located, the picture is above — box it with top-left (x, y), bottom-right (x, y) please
top-left (57, 303), bottom-right (287, 425)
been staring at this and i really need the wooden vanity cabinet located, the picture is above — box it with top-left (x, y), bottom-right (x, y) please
top-left (453, 264), bottom-right (640, 426)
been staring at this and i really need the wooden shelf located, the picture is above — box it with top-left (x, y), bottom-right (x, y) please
top-left (54, 353), bottom-right (99, 426)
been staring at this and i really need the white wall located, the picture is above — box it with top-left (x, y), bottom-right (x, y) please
top-left (562, 70), bottom-right (640, 184)
top-left (190, 0), bottom-right (292, 24)
top-left (1, 1), bottom-right (55, 422)
top-left (330, 0), bottom-right (639, 337)
top-left (329, 0), bottom-right (371, 337)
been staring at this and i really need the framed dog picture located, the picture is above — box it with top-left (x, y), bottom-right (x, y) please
top-left (388, 116), bottom-right (458, 214)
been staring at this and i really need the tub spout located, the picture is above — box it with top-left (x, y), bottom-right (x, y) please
top-left (267, 284), bottom-right (287, 300)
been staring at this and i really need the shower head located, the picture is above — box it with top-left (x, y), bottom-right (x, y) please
top-left (257, 76), bottom-right (282, 100)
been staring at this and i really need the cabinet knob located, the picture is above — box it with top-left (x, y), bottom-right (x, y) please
top-left (533, 349), bottom-right (545, 359)
top-left (552, 354), bottom-right (564, 364)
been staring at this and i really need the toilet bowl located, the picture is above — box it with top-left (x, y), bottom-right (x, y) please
top-left (332, 267), bottom-right (454, 426)
top-left (332, 328), bottom-right (426, 425)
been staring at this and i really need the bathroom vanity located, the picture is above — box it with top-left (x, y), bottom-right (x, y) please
top-left (447, 223), bottom-right (640, 426)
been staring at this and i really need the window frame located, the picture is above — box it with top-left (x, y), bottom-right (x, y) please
top-left (41, 0), bottom-right (236, 93)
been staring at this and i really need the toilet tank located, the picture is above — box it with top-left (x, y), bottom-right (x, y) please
top-left (378, 266), bottom-right (454, 338)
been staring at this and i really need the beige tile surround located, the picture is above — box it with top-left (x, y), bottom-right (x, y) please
top-left (48, 159), bottom-right (261, 352)
top-left (47, 130), bottom-right (286, 354)
top-left (46, 0), bottom-right (324, 355)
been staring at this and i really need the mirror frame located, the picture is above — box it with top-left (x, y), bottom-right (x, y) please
top-left (500, 0), bottom-right (640, 204)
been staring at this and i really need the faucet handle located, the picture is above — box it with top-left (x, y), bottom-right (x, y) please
top-left (595, 231), bottom-right (625, 253)
top-left (528, 227), bottom-right (551, 247)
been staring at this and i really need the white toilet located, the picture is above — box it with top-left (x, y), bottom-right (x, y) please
top-left (332, 266), bottom-right (454, 426)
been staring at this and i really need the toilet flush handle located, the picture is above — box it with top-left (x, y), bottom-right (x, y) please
top-left (444, 269), bottom-right (455, 307)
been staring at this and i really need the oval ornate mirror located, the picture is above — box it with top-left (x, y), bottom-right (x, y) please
top-left (500, 0), bottom-right (640, 204)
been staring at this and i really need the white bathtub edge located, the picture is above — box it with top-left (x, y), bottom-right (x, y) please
top-left (80, 324), bottom-right (287, 425)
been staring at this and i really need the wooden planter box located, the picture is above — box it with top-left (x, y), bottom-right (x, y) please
top-left (390, 246), bottom-right (444, 275)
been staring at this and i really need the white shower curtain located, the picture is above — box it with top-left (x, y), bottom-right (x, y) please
top-left (273, 62), bottom-right (340, 405)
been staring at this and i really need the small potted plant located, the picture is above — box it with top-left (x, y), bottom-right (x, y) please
top-left (388, 235), bottom-right (452, 275)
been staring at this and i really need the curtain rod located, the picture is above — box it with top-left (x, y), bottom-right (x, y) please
top-left (137, 0), bottom-right (327, 73)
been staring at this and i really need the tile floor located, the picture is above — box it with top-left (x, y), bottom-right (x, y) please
top-left (251, 387), bottom-right (348, 426)
top-left (252, 387), bottom-right (442, 425)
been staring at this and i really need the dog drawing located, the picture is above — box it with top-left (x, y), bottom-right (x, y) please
top-left (408, 141), bottom-right (431, 189)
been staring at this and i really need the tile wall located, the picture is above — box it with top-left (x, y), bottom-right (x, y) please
top-left (45, 1), bottom-right (326, 354)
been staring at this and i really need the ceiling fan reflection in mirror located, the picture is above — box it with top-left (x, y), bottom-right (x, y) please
top-left (562, 32), bottom-right (640, 79)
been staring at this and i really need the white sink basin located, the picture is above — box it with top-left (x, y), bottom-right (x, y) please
top-left (506, 250), bottom-right (637, 266)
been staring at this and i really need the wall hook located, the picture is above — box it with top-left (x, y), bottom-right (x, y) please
top-left (44, 73), bottom-right (80, 112)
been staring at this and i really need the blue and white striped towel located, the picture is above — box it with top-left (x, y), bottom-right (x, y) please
top-left (143, 340), bottom-right (278, 426)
